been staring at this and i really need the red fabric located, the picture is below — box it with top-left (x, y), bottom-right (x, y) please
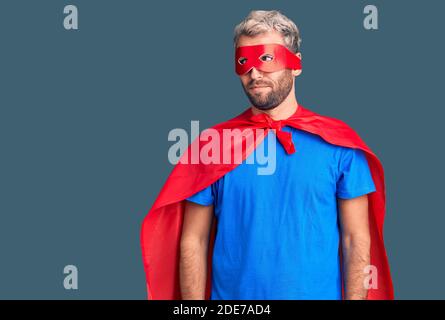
top-left (140, 105), bottom-right (394, 300)
top-left (235, 44), bottom-right (302, 75)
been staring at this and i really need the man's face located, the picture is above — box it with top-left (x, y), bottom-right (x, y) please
top-left (236, 31), bottom-right (301, 111)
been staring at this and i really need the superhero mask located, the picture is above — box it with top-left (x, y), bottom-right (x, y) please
top-left (235, 43), bottom-right (302, 75)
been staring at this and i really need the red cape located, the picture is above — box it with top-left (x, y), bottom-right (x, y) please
top-left (140, 105), bottom-right (394, 300)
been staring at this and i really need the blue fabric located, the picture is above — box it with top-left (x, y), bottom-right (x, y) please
top-left (186, 126), bottom-right (376, 300)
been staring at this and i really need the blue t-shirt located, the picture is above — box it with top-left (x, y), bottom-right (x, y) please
top-left (186, 126), bottom-right (376, 300)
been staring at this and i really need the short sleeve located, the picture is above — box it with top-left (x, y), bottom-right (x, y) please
top-left (336, 148), bottom-right (376, 199)
top-left (186, 184), bottom-right (214, 206)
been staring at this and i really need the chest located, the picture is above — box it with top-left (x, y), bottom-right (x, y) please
top-left (217, 129), bottom-right (340, 195)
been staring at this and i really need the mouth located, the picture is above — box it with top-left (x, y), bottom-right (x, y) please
top-left (250, 86), bottom-right (271, 92)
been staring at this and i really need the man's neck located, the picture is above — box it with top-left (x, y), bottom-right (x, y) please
top-left (251, 94), bottom-right (299, 121)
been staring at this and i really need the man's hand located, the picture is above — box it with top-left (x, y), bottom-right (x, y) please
top-left (338, 194), bottom-right (371, 300)
top-left (179, 201), bottom-right (214, 300)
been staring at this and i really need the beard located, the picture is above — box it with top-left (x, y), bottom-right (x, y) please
top-left (242, 69), bottom-right (294, 111)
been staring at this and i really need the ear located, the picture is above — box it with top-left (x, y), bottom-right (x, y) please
top-left (292, 69), bottom-right (302, 77)
top-left (292, 52), bottom-right (302, 77)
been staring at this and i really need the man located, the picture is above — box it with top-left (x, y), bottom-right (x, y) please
top-left (141, 10), bottom-right (393, 300)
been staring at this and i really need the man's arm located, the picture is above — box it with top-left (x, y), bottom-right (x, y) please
top-left (338, 194), bottom-right (371, 300)
top-left (179, 200), bottom-right (214, 300)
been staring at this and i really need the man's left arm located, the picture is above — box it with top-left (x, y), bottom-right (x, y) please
top-left (338, 194), bottom-right (371, 300)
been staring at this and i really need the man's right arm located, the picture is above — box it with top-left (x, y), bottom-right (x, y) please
top-left (179, 200), bottom-right (214, 300)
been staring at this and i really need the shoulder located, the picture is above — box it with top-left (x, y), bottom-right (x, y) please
top-left (298, 105), bottom-right (370, 152)
top-left (302, 106), bottom-right (358, 133)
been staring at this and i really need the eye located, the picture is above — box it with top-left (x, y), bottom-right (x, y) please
top-left (238, 57), bottom-right (248, 65)
top-left (259, 54), bottom-right (274, 62)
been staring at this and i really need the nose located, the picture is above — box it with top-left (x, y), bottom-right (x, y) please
top-left (249, 67), bottom-right (263, 80)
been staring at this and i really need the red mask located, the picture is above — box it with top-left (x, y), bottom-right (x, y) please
top-left (235, 43), bottom-right (302, 75)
